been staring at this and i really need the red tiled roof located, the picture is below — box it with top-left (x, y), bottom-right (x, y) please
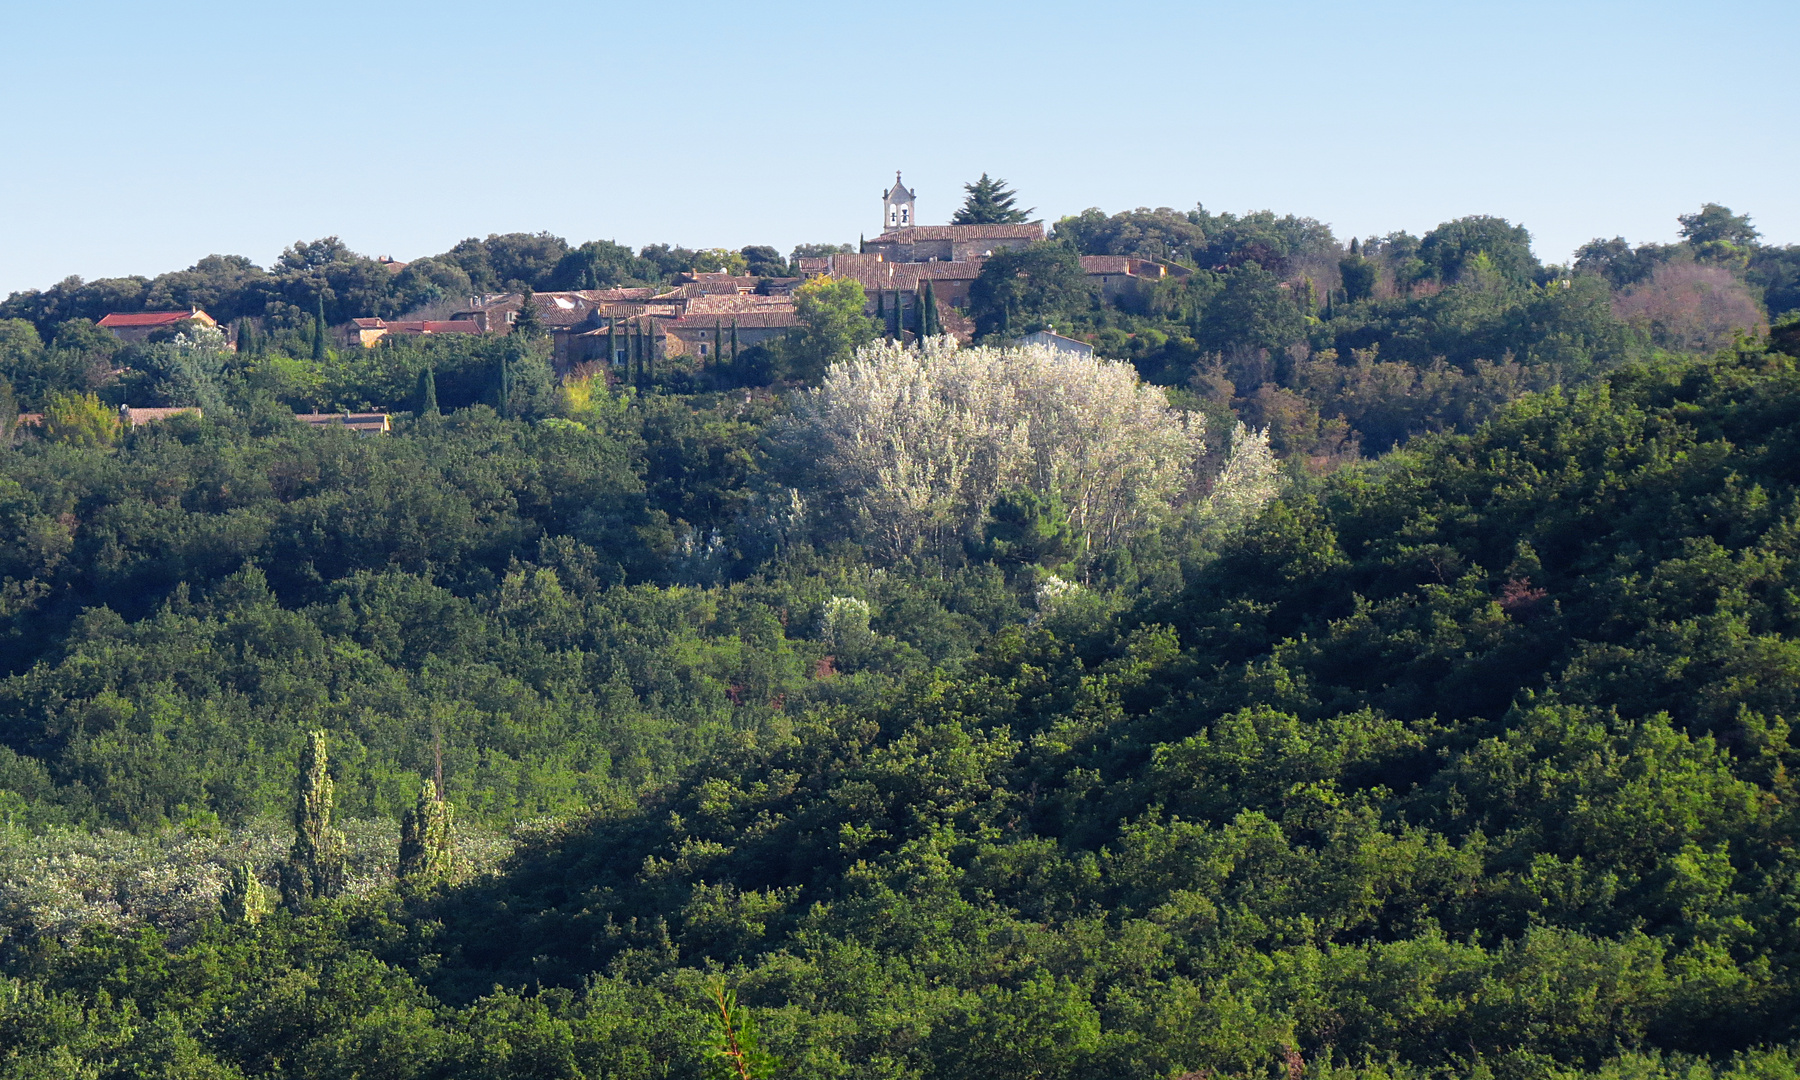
top-left (382, 320), bottom-right (482, 334)
top-left (871, 224), bottom-right (1043, 242)
top-left (98, 311), bottom-right (196, 328)
top-left (683, 294), bottom-right (797, 316)
top-left (822, 260), bottom-right (983, 294)
top-left (1079, 256), bottom-right (1134, 274)
top-left (666, 310), bottom-right (799, 330)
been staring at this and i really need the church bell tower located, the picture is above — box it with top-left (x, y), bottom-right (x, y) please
top-left (883, 171), bottom-right (915, 230)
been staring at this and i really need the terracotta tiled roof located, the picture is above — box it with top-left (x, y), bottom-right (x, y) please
top-left (1078, 256), bottom-right (1134, 274)
top-left (385, 320), bottom-right (482, 334)
top-left (98, 310), bottom-right (199, 328)
top-left (1075, 256), bottom-right (1188, 279)
top-left (822, 260), bottom-right (983, 294)
top-left (871, 224), bottom-right (1043, 242)
top-left (667, 310), bottom-right (799, 330)
top-left (351, 318), bottom-right (386, 328)
top-left (683, 294), bottom-right (796, 316)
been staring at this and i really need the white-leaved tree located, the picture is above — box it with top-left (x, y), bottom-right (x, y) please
top-left (1202, 422), bottom-right (1284, 538)
top-left (788, 337), bottom-right (1226, 564)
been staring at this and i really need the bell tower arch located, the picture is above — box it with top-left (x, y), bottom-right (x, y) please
top-left (883, 171), bottom-right (915, 230)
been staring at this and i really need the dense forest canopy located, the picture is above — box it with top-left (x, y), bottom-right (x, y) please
top-left (1, 194), bottom-right (1799, 1078)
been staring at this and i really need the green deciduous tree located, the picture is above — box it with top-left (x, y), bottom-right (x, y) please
top-left (398, 778), bottom-right (455, 880)
top-left (1679, 203), bottom-right (1759, 248)
top-left (1339, 243), bottom-right (1377, 303)
top-left (787, 275), bottom-right (874, 381)
top-left (1201, 261), bottom-right (1305, 355)
top-left (969, 242), bottom-right (1091, 339)
top-left (280, 730), bottom-right (347, 908)
top-left (39, 390), bottom-right (119, 447)
top-left (1419, 215), bottom-right (1540, 284)
top-left (219, 861), bottom-right (271, 924)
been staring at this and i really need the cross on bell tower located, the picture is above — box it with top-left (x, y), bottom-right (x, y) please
top-left (883, 171), bottom-right (915, 230)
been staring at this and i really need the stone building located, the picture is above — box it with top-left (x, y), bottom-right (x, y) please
top-left (1077, 255), bottom-right (1191, 301)
top-left (864, 223), bottom-right (1046, 263)
top-left (342, 318), bottom-right (481, 347)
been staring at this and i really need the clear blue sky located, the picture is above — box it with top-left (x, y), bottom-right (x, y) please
top-left (1, 0), bottom-right (1793, 295)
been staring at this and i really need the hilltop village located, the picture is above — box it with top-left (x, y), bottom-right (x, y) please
top-left (92, 175), bottom-right (1184, 381)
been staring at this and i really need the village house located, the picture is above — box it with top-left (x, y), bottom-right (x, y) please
top-left (1013, 328), bottom-right (1094, 356)
top-left (96, 308), bottom-right (219, 344)
top-left (341, 318), bottom-right (481, 348)
top-left (658, 308), bottom-right (798, 360)
top-left (1077, 254), bottom-right (1191, 301)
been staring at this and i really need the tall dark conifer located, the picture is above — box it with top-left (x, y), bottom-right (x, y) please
top-left (414, 367), bottom-right (439, 416)
top-left (311, 295), bottom-right (328, 361)
top-left (512, 288), bottom-right (545, 338)
top-left (923, 281), bottom-right (940, 337)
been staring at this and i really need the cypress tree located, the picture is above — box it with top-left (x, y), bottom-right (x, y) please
top-left (280, 730), bottom-right (347, 908)
top-left (876, 291), bottom-right (887, 338)
top-left (644, 318), bottom-right (655, 383)
top-left (398, 778), bottom-right (455, 880)
top-left (714, 320), bottom-right (723, 364)
top-left (923, 280), bottom-right (940, 337)
top-left (414, 367), bottom-right (439, 416)
top-left (496, 346), bottom-right (514, 416)
top-left (311, 295), bottom-right (327, 361)
top-left (607, 318), bottom-right (618, 367)
top-left (730, 319), bottom-right (738, 360)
